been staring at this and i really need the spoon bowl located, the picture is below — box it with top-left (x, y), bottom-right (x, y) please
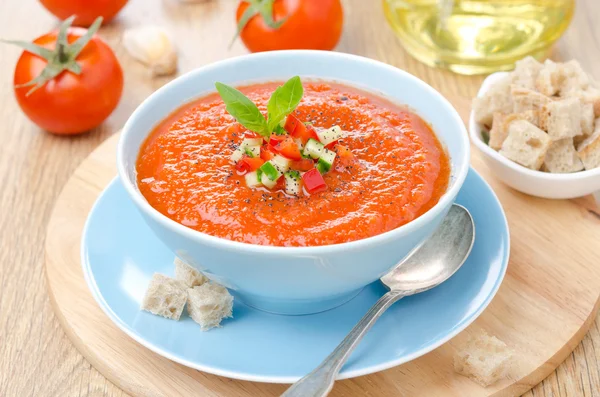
top-left (382, 204), bottom-right (475, 293)
top-left (282, 204), bottom-right (475, 397)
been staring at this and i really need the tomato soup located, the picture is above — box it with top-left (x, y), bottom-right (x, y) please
top-left (136, 82), bottom-right (450, 247)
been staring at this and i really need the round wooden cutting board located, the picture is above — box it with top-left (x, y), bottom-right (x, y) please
top-left (45, 95), bottom-right (600, 397)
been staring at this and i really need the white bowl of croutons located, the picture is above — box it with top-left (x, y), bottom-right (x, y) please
top-left (469, 57), bottom-right (600, 199)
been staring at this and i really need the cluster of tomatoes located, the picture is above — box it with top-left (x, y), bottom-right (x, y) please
top-left (9, 0), bottom-right (343, 135)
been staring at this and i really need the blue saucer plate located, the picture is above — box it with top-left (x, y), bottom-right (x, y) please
top-left (82, 167), bottom-right (509, 383)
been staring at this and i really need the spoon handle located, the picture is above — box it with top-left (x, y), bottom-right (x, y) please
top-left (281, 290), bottom-right (406, 397)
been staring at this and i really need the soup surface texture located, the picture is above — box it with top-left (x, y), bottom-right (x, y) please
top-left (136, 82), bottom-right (450, 247)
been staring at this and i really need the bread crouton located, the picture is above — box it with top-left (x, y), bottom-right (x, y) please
top-left (511, 85), bottom-right (551, 115)
top-left (581, 103), bottom-right (595, 137)
top-left (454, 331), bottom-right (513, 387)
top-left (539, 97), bottom-right (582, 140)
top-left (543, 139), bottom-right (584, 173)
top-left (559, 60), bottom-right (590, 96)
top-left (535, 59), bottom-right (562, 96)
top-left (577, 120), bottom-right (600, 170)
top-left (511, 56), bottom-right (542, 90)
top-left (490, 111), bottom-right (539, 150)
top-left (473, 76), bottom-right (513, 125)
top-left (174, 257), bottom-right (208, 288)
top-left (580, 87), bottom-right (600, 117)
top-left (187, 283), bottom-right (233, 331)
top-left (499, 120), bottom-right (551, 170)
top-left (488, 113), bottom-right (507, 150)
top-left (141, 273), bottom-right (188, 320)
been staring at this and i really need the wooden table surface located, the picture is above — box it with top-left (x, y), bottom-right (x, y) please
top-left (1, 0), bottom-right (598, 396)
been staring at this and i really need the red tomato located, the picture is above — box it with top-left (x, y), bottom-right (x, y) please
top-left (236, 155), bottom-right (265, 172)
top-left (334, 144), bottom-right (355, 172)
top-left (302, 168), bottom-right (327, 194)
top-left (335, 144), bottom-right (353, 159)
top-left (291, 123), bottom-right (319, 145)
top-left (269, 134), bottom-right (285, 146)
top-left (276, 136), bottom-right (302, 160)
top-left (290, 158), bottom-right (314, 172)
top-left (40, 0), bottom-right (129, 27)
top-left (235, 0), bottom-right (343, 52)
top-left (261, 146), bottom-right (276, 161)
top-left (12, 22), bottom-right (123, 135)
top-left (284, 114), bottom-right (301, 134)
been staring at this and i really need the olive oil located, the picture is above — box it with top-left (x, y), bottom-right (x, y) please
top-left (383, 0), bottom-right (575, 75)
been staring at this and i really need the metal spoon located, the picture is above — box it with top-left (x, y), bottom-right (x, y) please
top-left (281, 204), bottom-right (475, 397)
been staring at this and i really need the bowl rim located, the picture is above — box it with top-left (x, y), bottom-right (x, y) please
top-left (117, 50), bottom-right (470, 254)
top-left (469, 71), bottom-right (600, 181)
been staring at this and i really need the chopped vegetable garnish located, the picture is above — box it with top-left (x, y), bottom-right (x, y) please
top-left (303, 138), bottom-right (325, 159)
top-left (271, 154), bottom-right (291, 173)
top-left (245, 171), bottom-right (262, 187)
top-left (277, 136), bottom-right (303, 160)
top-left (261, 146), bottom-right (276, 161)
top-left (316, 148), bottom-right (336, 174)
top-left (236, 156), bottom-right (265, 172)
top-left (292, 122), bottom-right (319, 145)
top-left (284, 170), bottom-right (302, 196)
top-left (260, 171), bottom-right (278, 189)
top-left (302, 168), bottom-right (327, 194)
top-left (259, 161), bottom-right (281, 181)
top-left (217, 77), bottom-right (353, 196)
top-left (317, 125), bottom-right (344, 146)
top-left (284, 114), bottom-right (301, 134)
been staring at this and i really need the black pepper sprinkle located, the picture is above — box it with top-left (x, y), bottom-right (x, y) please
top-left (340, 96), bottom-right (348, 101)
top-left (228, 200), bottom-right (233, 205)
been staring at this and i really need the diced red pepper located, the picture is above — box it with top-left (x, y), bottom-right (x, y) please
top-left (290, 158), bottom-right (315, 172)
top-left (276, 136), bottom-right (303, 160)
top-left (325, 141), bottom-right (338, 150)
top-left (269, 134), bottom-right (285, 147)
top-left (291, 122), bottom-right (319, 145)
top-left (235, 155), bottom-right (265, 172)
top-left (335, 144), bottom-right (353, 160)
top-left (242, 156), bottom-right (265, 171)
top-left (284, 114), bottom-right (301, 134)
top-left (261, 146), bottom-right (276, 161)
top-left (302, 168), bottom-right (327, 194)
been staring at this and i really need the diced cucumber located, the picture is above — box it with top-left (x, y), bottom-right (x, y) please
top-left (316, 148), bottom-right (336, 174)
top-left (303, 138), bottom-right (325, 159)
top-left (233, 138), bottom-right (261, 160)
top-left (284, 170), bottom-right (301, 196)
top-left (259, 161), bottom-right (281, 181)
top-left (244, 145), bottom-right (260, 158)
top-left (231, 148), bottom-right (244, 162)
top-left (260, 172), bottom-right (278, 189)
top-left (245, 171), bottom-right (262, 187)
top-left (271, 154), bottom-right (290, 173)
top-left (241, 138), bottom-right (263, 148)
top-left (320, 148), bottom-right (336, 164)
top-left (316, 125), bottom-right (344, 146)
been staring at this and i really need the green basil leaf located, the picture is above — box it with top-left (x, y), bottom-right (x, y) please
top-left (267, 76), bottom-right (303, 132)
top-left (215, 82), bottom-right (269, 136)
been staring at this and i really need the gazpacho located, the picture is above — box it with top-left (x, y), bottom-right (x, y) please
top-left (136, 77), bottom-right (450, 246)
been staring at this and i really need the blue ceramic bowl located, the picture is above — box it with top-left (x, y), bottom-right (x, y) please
top-left (117, 51), bottom-right (470, 315)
